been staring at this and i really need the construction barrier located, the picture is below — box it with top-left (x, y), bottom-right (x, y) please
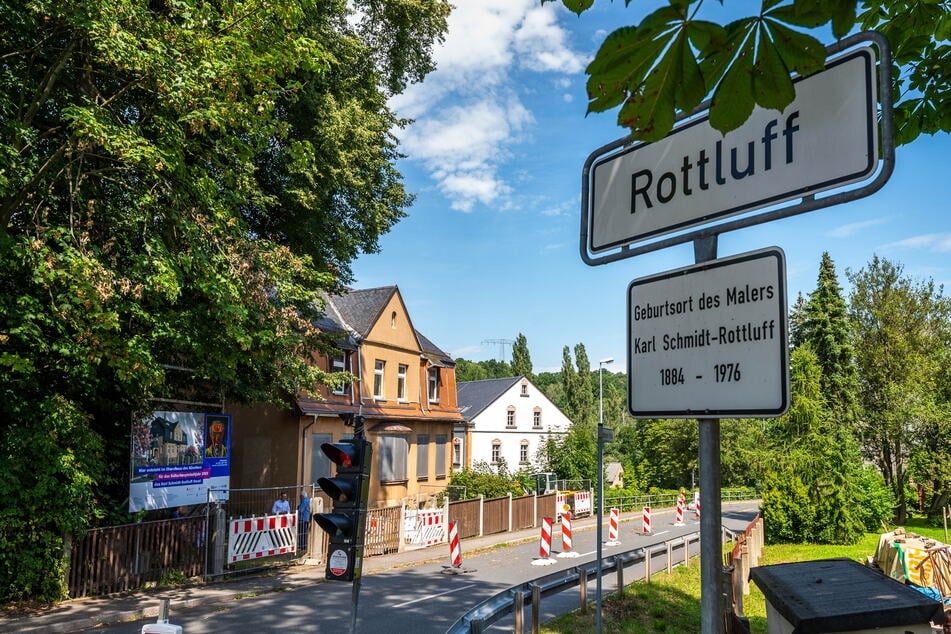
top-left (557, 513), bottom-right (579, 558)
top-left (695, 498), bottom-right (701, 520)
top-left (642, 505), bottom-right (652, 535)
top-left (606, 508), bottom-right (620, 546)
top-left (555, 493), bottom-right (567, 519)
top-left (404, 508), bottom-right (446, 549)
top-left (532, 517), bottom-right (556, 566)
top-left (572, 491), bottom-right (593, 517)
top-left (448, 521), bottom-right (462, 568)
top-left (228, 513), bottom-right (297, 563)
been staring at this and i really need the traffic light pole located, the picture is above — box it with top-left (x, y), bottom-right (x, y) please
top-left (350, 416), bottom-right (366, 634)
top-left (314, 415), bottom-right (370, 634)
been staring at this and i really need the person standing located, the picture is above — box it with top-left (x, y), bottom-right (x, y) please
top-left (272, 491), bottom-right (290, 514)
top-left (297, 489), bottom-right (312, 553)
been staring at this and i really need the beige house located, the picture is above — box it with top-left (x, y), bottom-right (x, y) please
top-left (227, 286), bottom-right (464, 509)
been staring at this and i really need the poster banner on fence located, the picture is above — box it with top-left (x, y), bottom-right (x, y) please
top-left (129, 411), bottom-right (232, 512)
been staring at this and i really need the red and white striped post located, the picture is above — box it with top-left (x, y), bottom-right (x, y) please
top-left (642, 505), bottom-right (652, 534)
top-left (448, 521), bottom-right (462, 568)
top-left (674, 494), bottom-right (685, 526)
top-left (558, 513), bottom-right (579, 558)
top-left (695, 498), bottom-right (701, 520)
top-left (606, 507), bottom-right (620, 546)
top-left (532, 517), bottom-right (556, 566)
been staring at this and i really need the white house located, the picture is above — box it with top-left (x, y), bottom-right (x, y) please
top-left (454, 376), bottom-right (572, 473)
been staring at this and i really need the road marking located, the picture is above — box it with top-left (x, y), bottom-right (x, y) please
top-left (390, 583), bottom-right (476, 608)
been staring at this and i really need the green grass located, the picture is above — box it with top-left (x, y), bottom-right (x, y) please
top-left (542, 521), bottom-right (947, 634)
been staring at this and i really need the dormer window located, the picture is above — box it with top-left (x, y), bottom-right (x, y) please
top-left (428, 367), bottom-right (440, 403)
top-left (331, 352), bottom-right (351, 396)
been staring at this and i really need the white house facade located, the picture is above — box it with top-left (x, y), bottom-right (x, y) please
top-left (454, 376), bottom-right (572, 473)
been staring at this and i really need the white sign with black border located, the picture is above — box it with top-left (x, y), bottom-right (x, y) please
top-left (628, 247), bottom-right (789, 418)
top-left (589, 46), bottom-right (877, 255)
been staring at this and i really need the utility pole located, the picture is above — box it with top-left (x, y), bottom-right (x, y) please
top-left (481, 338), bottom-right (514, 361)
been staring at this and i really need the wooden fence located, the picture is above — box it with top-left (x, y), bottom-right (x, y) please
top-left (68, 515), bottom-right (205, 598)
top-left (67, 491), bottom-right (559, 599)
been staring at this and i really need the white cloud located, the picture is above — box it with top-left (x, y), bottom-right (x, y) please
top-left (826, 217), bottom-right (887, 238)
top-left (881, 233), bottom-right (951, 252)
top-left (391, 1), bottom-right (586, 212)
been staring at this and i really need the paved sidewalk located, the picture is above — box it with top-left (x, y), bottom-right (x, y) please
top-left (0, 505), bottom-right (705, 633)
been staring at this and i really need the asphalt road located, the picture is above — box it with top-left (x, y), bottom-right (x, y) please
top-left (100, 506), bottom-right (759, 633)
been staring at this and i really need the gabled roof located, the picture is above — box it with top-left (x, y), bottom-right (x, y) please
top-left (317, 285), bottom-right (452, 360)
top-left (325, 286), bottom-right (397, 338)
top-left (456, 376), bottom-right (522, 420)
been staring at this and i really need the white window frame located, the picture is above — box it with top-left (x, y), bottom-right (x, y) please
top-left (491, 440), bottom-right (501, 465)
top-left (453, 439), bottom-right (462, 467)
top-left (506, 408), bottom-right (516, 428)
top-left (428, 367), bottom-right (440, 403)
top-left (520, 441), bottom-right (530, 464)
top-left (397, 364), bottom-right (408, 402)
top-left (533, 409), bottom-right (542, 429)
top-left (374, 360), bottom-right (385, 400)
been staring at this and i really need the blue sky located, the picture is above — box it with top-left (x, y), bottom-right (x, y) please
top-left (351, 1), bottom-right (950, 374)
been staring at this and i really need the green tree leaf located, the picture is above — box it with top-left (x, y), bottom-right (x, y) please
top-left (709, 35), bottom-right (756, 134)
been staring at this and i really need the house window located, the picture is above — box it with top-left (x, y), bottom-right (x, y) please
top-left (506, 407), bottom-right (516, 428)
top-left (416, 434), bottom-right (429, 480)
top-left (378, 434), bottom-right (408, 483)
top-left (428, 367), bottom-right (440, 403)
top-left (533, 409), bottom-right (542, 429)
top-left (311, 433), bottom-right (333, 484)
top-left (521, 383), bottom-right (529, 397)
top-left (520, 441), bottom-right (530, 464)
top-left (331, 353), bottom-right (351, 396)
top-left (397, 364), bottom-right (408, 401)
top-left (374, 360), bottom-right (385, 399)
top-left (391, 311), bottom-right (397, 328)
top-left (491, 440), bottom-right (501, 464)
top-left (435, 435), bottom-right (447, 479)
top-left (452, 438), bottom-right (462, 466)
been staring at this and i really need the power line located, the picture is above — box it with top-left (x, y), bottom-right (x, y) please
top-left (481, 338), bottom-right (514, 362)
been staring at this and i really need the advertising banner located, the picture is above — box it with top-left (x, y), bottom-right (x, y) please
top-left (129, 411), bottom-right (232, 512)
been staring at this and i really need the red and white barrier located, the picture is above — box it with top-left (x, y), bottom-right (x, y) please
top-left (448, 521), bottom-right (462, 567)
top-left (558, 513), bottom-right (579, 558)
top-left (405, 508), bottom-right (446, 549)
top-left (674, 493), bottom-right (685, 526)
top-left (695, 498), bottom-right (701, 520)
top-left (228, 513), bottom-right (297, 563)
top-left (572, 491), bottom-right (593, 517)
top-left (532, 517), bottom-right (556, 566)
top-left (642, 505), bottom-right (652, 534)
top-left (606, 507), bottom-right (620, 546)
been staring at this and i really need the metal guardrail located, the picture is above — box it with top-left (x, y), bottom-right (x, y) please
top-left (446, 532), bottom-right (702, 633)
top-left (602, 488), bottom-right (757, 513)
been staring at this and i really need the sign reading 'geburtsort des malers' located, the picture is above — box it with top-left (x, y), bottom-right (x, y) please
top-left (589, 47), bottom-right (877, 254)
top-left (627, 248), bottom-right (788, 418)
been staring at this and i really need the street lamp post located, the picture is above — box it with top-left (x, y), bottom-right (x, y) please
top-left (596, 357), bottom-right (613, 634)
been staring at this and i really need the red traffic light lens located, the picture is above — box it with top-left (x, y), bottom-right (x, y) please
top-left (320, 442), bottom-right (358, 468)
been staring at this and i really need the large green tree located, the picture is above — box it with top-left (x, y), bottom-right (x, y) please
top-left (543, 0), bottom-right (949, 145)
top-left (848, 256), bottom-right (950, 523)
top-left (800, 253), bottom-right (859, 421)
top-left (0, 0), bottom-right (449, 601)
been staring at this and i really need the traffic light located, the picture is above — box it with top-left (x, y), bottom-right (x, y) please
top-left (315, 437), bottom-right (372, 582)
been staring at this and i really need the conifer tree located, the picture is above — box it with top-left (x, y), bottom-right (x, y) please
top-left (511, 333), bottom-right (533, 379)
